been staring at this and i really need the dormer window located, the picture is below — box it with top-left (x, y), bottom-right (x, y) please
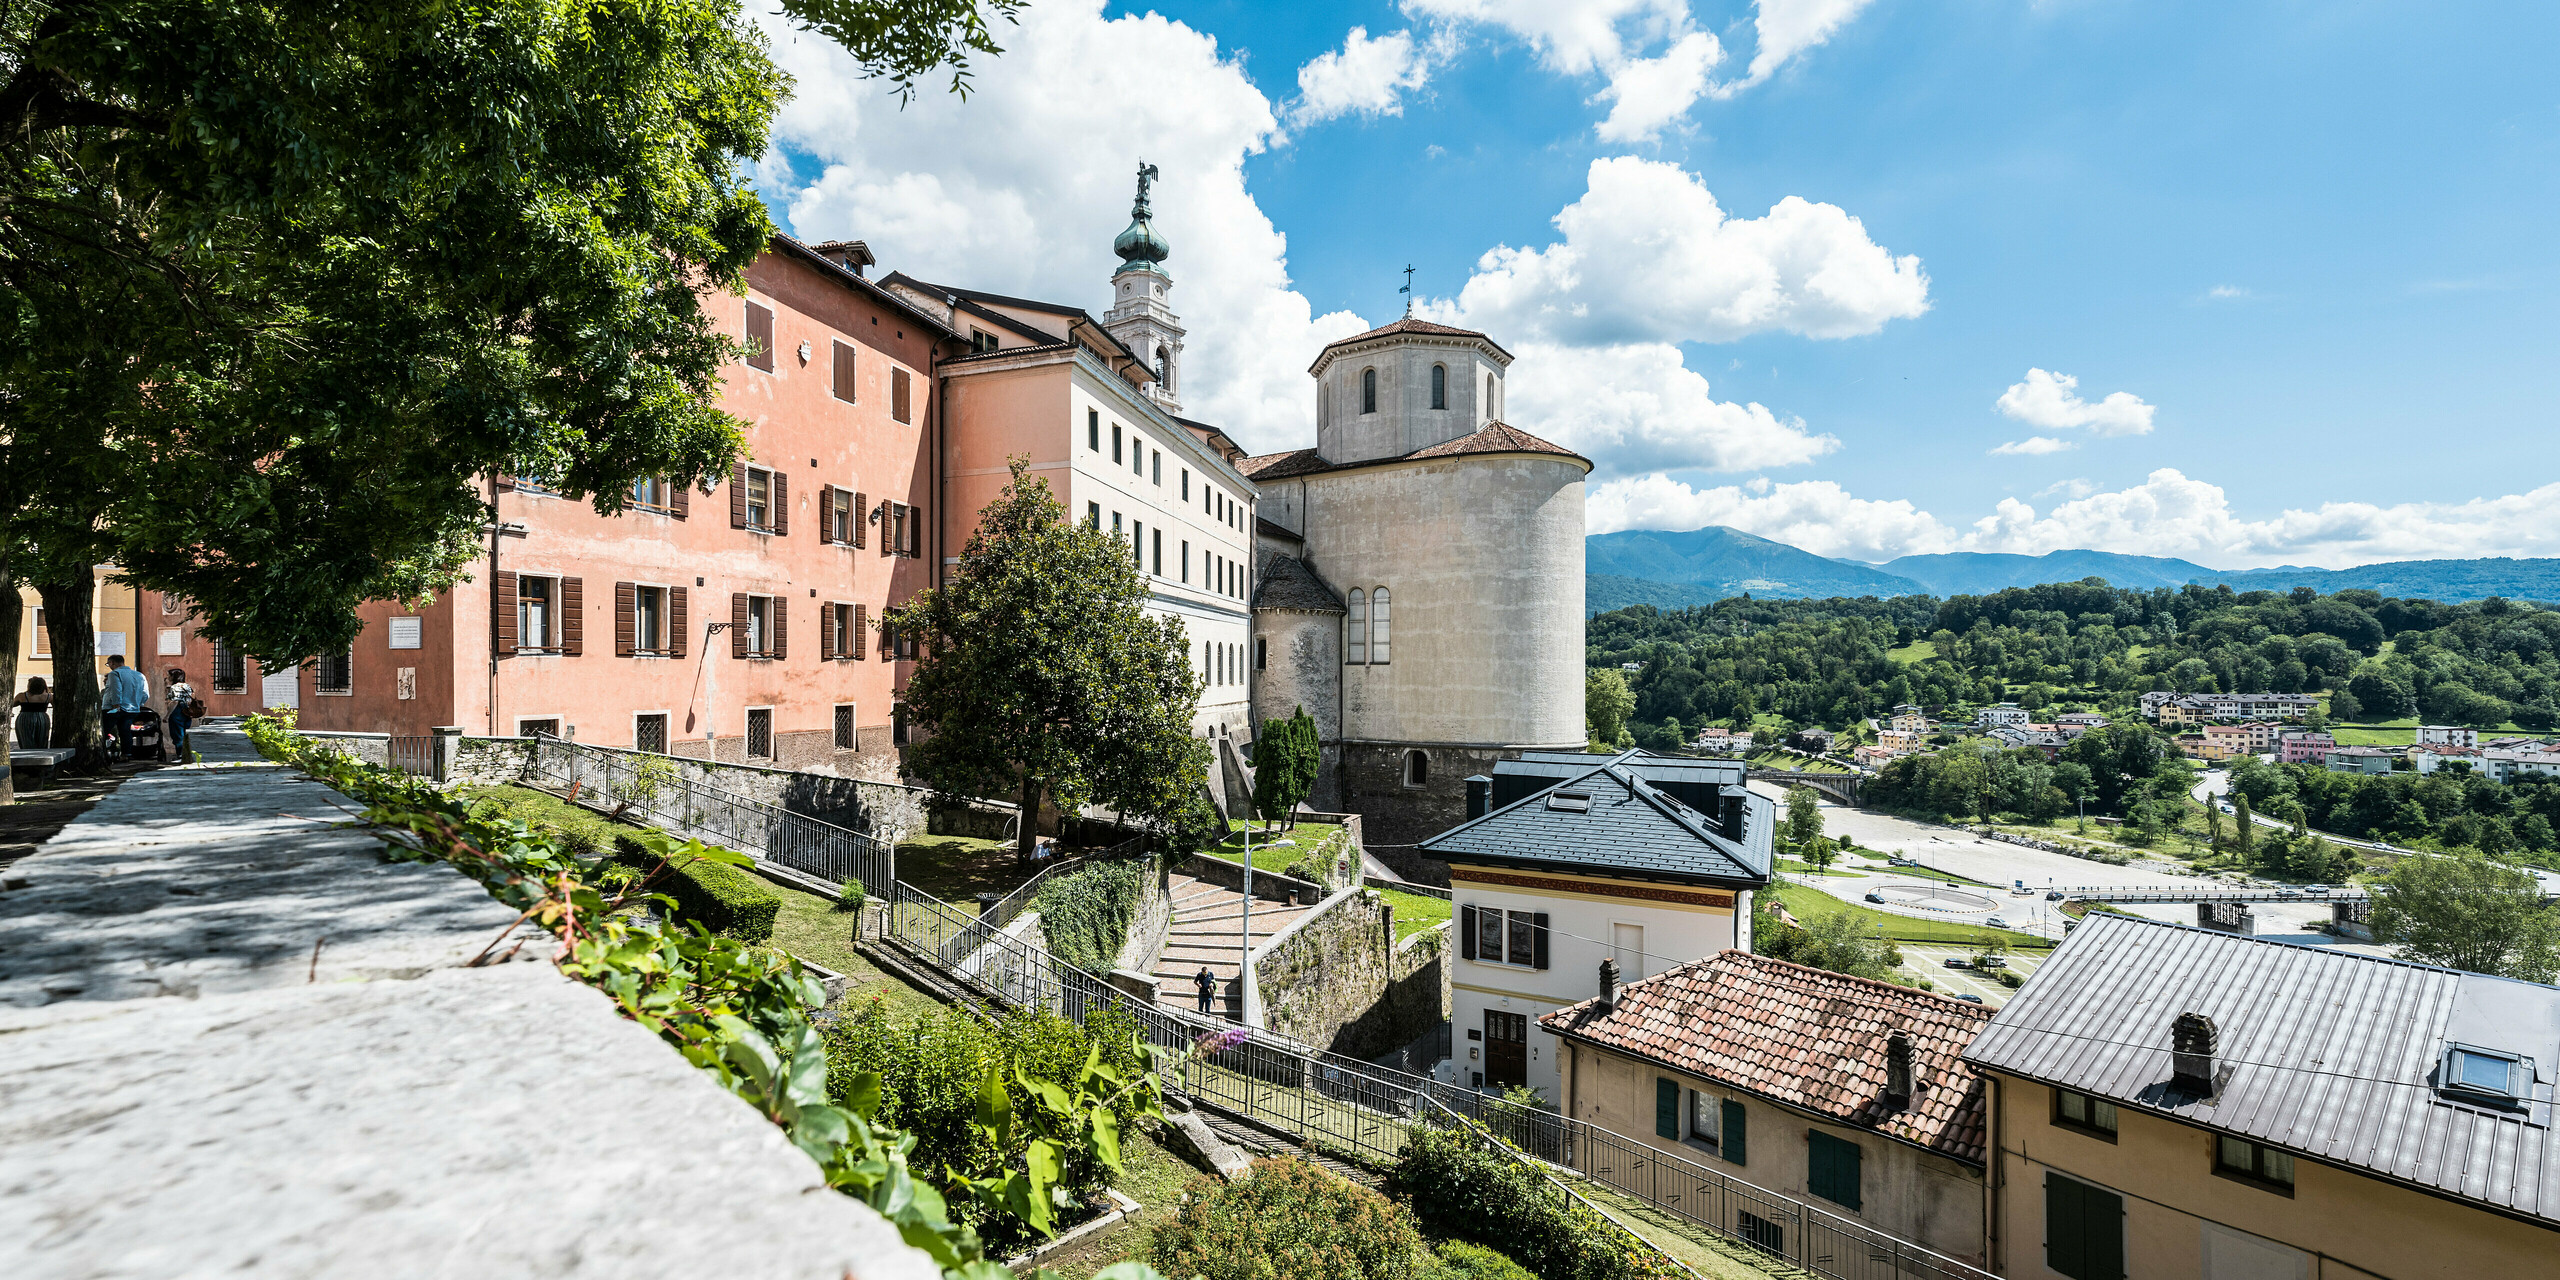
top-left (1546, 790), bottom-right (1591, 813)
top-left (1361, 367), bottom-right (1377, 414)
top-left (2441, 1044), bottom-right (2532, 1108)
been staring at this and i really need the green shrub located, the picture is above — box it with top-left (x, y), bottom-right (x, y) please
top-left (822, 1002), bottom-right (1150, 1252)
top-left (1995, 967), bottom-right (2025, 988)
top-left (1384, 1128), bottom-right (1679, 1280)
top-left (1433, 1240), bottom-right (1537, 1280)
top-left (836, 876), bottom-right (867, 914)
top-left (1033, 857), bottom-right (1150, 975)
top-left (609, 836), bottom-right (780, 944)
top-left (1152, 1157), bottom-right (1439, 1280)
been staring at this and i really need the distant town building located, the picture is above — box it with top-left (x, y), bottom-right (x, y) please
top-left (1976, 703), bottom-right (2031, 729)
top-left (2411, 743), bottom-right (2486, 775)
top-left (2140, 691), bottom-right (2321, 724)
top-left (1785, 727), bottom-right (1835, 754)
top-left (1691, 726), bottom-right (1744, 756)
top-left (2325, 745), bottom-right (2394, 775)
top-left (2276, 730), bottom-right (2335, 765)
top-left (2481, 746), bottom-right (2560, 784)
top-left (1889, 704), bottom-right (1931, 734)
top-left (1989, 724), bottom-right (2071, 759)
top-left (2052, 711), bottom-right (2110, 731)
top-left (2414, 724), bottom-right (2478, 748)
top-left (2176, 733), bottom-right (2236, 763)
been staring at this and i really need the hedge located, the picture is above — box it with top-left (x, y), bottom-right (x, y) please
top-left (1032, 857), bottom-right (1150, 975)
top-left (1383, 1129), bottom-right (1680, 1280)
top-left (1152, 1157), bottom-right (1440, 1280)
top-left (610, 836), bottom-right (780, 944)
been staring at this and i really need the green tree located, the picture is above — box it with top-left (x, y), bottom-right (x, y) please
top-left (2233, 794), bottom-right (2255, 865)
top-left (1784, 785), bottom-right (1824, 849)
top-left (2370, 849), bottom-right (2560, 981)
top-left (892, 460), bottom-right (1211, 867)
top-left (1251, 705), bottom-right (1320, 828)
top-left (1584, 667), bottom-right (1634, 747)
top-left (1761, 907), bottom-right (1903, 983)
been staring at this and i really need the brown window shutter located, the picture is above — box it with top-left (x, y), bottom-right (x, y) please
top-left (853, 492), bottom-right (868, 548)
top-left (669, 482), bottom-right (688, 520)
top-left (908, 505), bottom-right (924, 558)
top-left (879, 615), bottom-right (893, 662)
top-left (879, 501), bottom-right (894, 557)
top-left (832, 339), bottom-right (856, 402)
top-left (854, 604), bottom-right (867, 660)
top-left (818, 485), bottom-right (836, 544)
top-left (731, 593), bottom-right (749, 658)
top-left (771, 471), bottom-right (788, 536)
top-left (746, 301), bottom-right (775, 371)
top-left (669, 587), bottom-right (688, 657)
top-left (559, 577), bottom-right (583, 655)
top-left (892, 367), bottom-right (911, 423)
top-left (493, 571), bottom-right (518, 655)
top-left (614, 582), bottom-right (636, 656)
top-left (730, 465), bottom-right (747, 527)
top-left (820, 603), bottom-right (835, 661)
top-left (771, 596), bottom-right (786, 659)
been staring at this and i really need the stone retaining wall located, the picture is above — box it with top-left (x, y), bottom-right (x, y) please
top-left (1253, 889), bottom-right (1450, 1059)
top-left (451, 735), bottom-right (935, 841)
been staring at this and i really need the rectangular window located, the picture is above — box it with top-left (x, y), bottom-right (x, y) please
top-left (1688, 1090), bottom-right (1720, 1144)
top-left (315, 648), bottom-right (354, 694)
top-left (746, 595), bottom-right (770, 655)
top-left (29, 607), bottom-right (48, 657)
top-left (1372, 588), bottom-right (1392, 663)
top-left (1506, 912), bottom-right (1533, 966)
top-left (745, 301), bottom-right (774, 371)
top-left (1152, 450), bottom-right (1162, 485)
top-left (635, 712), bottom-right (668, 754)
top-left (1806, 1131), bottom-right (1861, 1211)
top-left (1133, 439), bottom-right (1144, 475)
top-left (1087, 501), bottom-right (1101, 529)
top-left (632, 475), bottom-right (666, 508)
top-left (828, 603), bottom-right (850, 659)
top-left (1154, 529), bottom-right (1165, 577)
top-left (518, 717), bottom-right (561, 738)
top-left (970, 327), bottom-right (998, 353)
top-left (891, 367), bottom-right (912, 423)
top-left (1181, 540), bottom-right (1190, 583)
top-left (1181, 469), bottom-right (1190, 500)
top-left (832, 339), bottom-right (857, 401)
top-left (2054, 1088), bottom-right (2119, 1139)
top-left (213, 639), bottom-right (245, 692)
top-left (1089, 409), bottom-right (1100, 451)
top-left (830, 487), bottom-right (856, 543)
top-left (1475, 905), bottom-right (1503, 961)
top-left (1253, 636), bottom-right (1265, 671)
top-left (1132, 520), bottom-right (1145, 569)
top-left (745, 467), bottom-right (772, 529)
top-left (1111, 422), bottom-right (1122, 464)
top-left (834, 704), bottom-right (856, 750)
top-left (1112, 511), bottom-right (1122, 537)
top-left (1347, 590), bottom-right (1367, 663)
top-left (2045, 1173), bottom-right (2125, 1280)
top-left (632, 586), bottom-right (663, 652)
top-left (2215, 1136), bottom-right (2296, 1193)
top-left (745, 707), bottom-right (773, 759)
top-left (518, 576), bottom-right (555, 650)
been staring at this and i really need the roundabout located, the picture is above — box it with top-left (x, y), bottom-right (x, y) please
top-left (1869, 882), bottom-right (2001, 915)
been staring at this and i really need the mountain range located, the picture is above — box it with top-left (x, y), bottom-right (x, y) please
top-left (1584, 527), bottom-right (2560, 614)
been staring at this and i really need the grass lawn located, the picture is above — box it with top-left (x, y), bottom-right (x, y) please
top-left (756, 876), bottom-right (948, 1018)
top-left (1373, 886), bottom-right (1451, 941)
top-left (1776, 857), bottom-right (1860, 877)
top-left (1206, 821), bottom-right (1345, 876)
top-left (1885, 639), bottom-right (1937, 665)
top-left (1768, 881), bottom-right (2050, 949)
top-left (895, 834), bottom-right (1035, 901)
top-left (1745, 750), bottom-right (1851, 774)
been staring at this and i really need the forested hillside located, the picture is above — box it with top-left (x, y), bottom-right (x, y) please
top-left (1585, 579), bottom-right (2560, 741)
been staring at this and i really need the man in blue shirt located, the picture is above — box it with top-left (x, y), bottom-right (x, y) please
top-left (101, 655), bottom-right (150, 759)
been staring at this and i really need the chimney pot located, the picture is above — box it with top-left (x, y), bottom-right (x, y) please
top-left (2171, 1011), bottom-right (2219, 1095)
top-left (1884, 1029), bottom-right (1914, 1109)
top-left (1598, 958), bottom-right (1619, 1012)
top-left (1465, 774), bottom-right (1493, 820)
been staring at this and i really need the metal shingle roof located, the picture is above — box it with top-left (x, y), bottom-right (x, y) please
top-left (1963, 913), bottom-right (2560, 1225)
top-left (1417, 753), bottom-right (1771, 887)
top-left (1544, 950), bottom-right (1993, 1165)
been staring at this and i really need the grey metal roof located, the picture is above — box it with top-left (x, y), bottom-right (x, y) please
top-left (1418, 751), bottom-right (1772, 888)
top-left (1964, 913), bottom-right (2560, 1226)
top-left (1251, 556), bottom-right (1344, 613)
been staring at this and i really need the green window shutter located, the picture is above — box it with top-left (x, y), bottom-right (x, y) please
top-left (1808, 1131), bottom-right (1861, 1211)
top-left (1655, 1078), bottom-right (1679, 1140)
top-left (2046, 1173), bottom-right (2124, 1280)
top-left (1721, 1099), bottom-right (1747, 1165)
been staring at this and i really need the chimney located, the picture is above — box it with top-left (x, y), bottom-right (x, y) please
top-left (1465, 774), bottom-right (1493, 820)
top-left (2171, 1012), bottom-right (2219, 1095)
top-left (1598, 958), bottom-right (1619, 1012)
top-left (1884, 1029), bottom-right (1914, 1110)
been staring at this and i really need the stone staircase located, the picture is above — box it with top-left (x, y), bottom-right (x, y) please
top-left (1151, 870), bottom-right (1312, 1022)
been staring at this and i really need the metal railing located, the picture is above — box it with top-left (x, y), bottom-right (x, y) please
top-left (388, 735), bottom-right (434, 778)
top-left (522, 734), bottom-right (895, 895)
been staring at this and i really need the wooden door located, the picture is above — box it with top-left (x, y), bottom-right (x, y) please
top-left (1485, 1011), bottom-right (1528, 1090)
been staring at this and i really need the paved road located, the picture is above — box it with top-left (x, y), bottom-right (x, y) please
top-left (1751, 780), bottom-right (2388, 953)
top-left (1897, 944), bottom-right (2041, 1008)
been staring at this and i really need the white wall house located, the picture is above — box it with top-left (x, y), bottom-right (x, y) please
top-left (1417, 750), bottom-right (1774, 1103)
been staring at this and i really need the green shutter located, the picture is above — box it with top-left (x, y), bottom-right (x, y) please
top-left (1655, 1078), bottom-right (1679, 1139)
top-left (2046, 1172), bottom-right (2123, 1280)
top-left (1721, 1098), bottom-right (1747, 1165)
top-left (1807, 1131), bottom-right (1861, 1211)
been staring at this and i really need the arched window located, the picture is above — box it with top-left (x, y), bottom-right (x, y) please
top-left (1361, 367), bottom-right (1377, 414)
top-left (1486, 373), bottom-right (1497, 420)
top-left (1430, 364), bottom-right (1447, 409)
top-left (1346, 589), bottom-right (1367, 664)
top-left (1403, 750), bottom-right (1429, 788)
top-left (1370, 587), bottom-right (1391, 664)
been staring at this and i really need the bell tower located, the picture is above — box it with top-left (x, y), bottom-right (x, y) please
top-left (1100, 161), bottom-right (1185, 415)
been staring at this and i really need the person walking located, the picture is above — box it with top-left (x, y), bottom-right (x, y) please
top-left (100, 654), bottom-right (150, 759)
top-left (1193, 965), bottom-right (1219, 1016)
top-left (12, 677), bottom-right (50, 750)
top-left (163, 668), bottom-right (196, 763)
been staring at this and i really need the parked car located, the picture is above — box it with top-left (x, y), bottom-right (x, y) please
top-left (1954, 994), bottom-right (1986, 1004)
top-left (1864, 892), bottom-right (1886, 904)
top-left (1943, 957), bottom-right (1973, 969)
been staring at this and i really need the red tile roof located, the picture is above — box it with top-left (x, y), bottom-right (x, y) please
top-left (1310, 316), bottom-right (1515, 372)
top-left (1240, 422), bottom-right (1587, 481)
top-left (1542, 949), bottom-right (1993, 1165)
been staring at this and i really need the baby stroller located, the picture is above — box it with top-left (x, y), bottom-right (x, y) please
top-left (105, 709), bottom-right (165, 763)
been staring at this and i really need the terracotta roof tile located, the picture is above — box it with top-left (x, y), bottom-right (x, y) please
top-left (1327, 316), bottom-right (1493, 345)
top-left (1239, 423), bottom-right (1587, 481)
top-left (1542, 949), bottom-right (1993, 1166)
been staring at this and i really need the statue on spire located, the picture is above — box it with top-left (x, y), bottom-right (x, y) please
top-left (1115, 161), bottom-right (1170, 267)
top-left (1133, 161), bottom-right (1160, 217)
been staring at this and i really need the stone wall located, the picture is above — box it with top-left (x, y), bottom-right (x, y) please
top-left (1177, 852), bottom-right (1322, 906)
top-left (1111, 861), bottom-right (1173, 975)
top-left (1253, 888), bottom-right (1450, 1059)
top-left (449, 735), bottom-right (935, 840)
top-left (1340, 740), bottom-right (1516, 848)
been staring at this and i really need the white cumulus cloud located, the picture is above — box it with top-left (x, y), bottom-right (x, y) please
top-left (1401, 0), bottom-right (1687, 76)
top-left (1288, 27), bottom-right (1435, 127)
top-left (757, 0), bottom-right (1366, 452)
top-left (1716, 0), bottom-right (1879, 94)
top-left (1593, 32), bottom-right (1723, 142)
top-left (1995, 367), bottom-right (2156, 437)
top-left (1436, 156), bottom-right (1930, 346)
top-left (1505, 341), bottom-right (1835, 479)
top-left (1989, 436), bottom-right (2073, 456)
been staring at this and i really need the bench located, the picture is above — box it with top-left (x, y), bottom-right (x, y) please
top-left (8, 748), bottom-right (78, 781)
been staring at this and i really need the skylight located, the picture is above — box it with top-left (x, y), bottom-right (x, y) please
top-left (2440, 1044), bottom-right (2532, 1108)
top-left (1546, 791), bottom-right (1592, 813)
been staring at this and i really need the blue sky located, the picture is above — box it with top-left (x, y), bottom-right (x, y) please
top-left (753, 1), bottom-right (2560, 568)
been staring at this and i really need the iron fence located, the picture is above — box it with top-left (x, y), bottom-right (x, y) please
top-left (522, 734), bottom-right (895, 895)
